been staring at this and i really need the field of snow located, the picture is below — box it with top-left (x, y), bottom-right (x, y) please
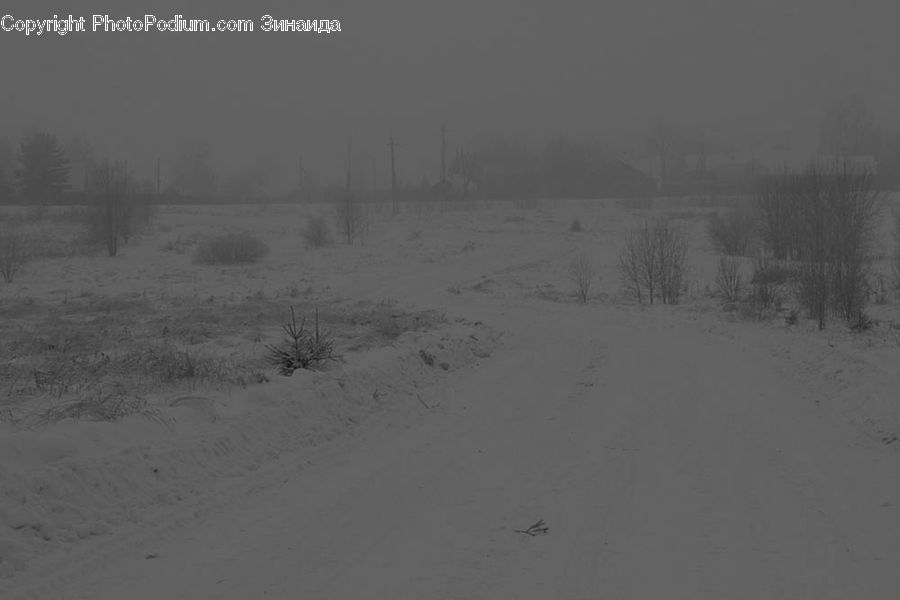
top-left (2, 196), bottom-right (900, 598)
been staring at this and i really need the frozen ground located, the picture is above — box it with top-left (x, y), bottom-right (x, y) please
top-left (2, 197), bottom-right (900, 598)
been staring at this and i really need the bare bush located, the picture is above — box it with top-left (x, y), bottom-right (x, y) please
top-left (194, 231), bottom-right (269, 265)
top-left (714, 255), bottom-right (743, 302)
top-left (568, 252), bottom-right (596, 303)
top-left (756, 169), bottom-right (804, 260)
top-left (748, 256), bottom-right (792, 318)
top-left (266, 306), bottom-right (336, 375)
top-left (82, 160), bottom-right (148, 257)
top-left (893, 209), bottom-right (900, 288)
top-left (336, 193), bottom-right (369, 245)
top-left (756, 161), bottom-right (881, 329)
top-left (656, 220), bottom-right (688, 304)
top-left (871, 273), bottom-right (889, 305)
top-left (302, 215), bottom-right (332, 248)
top-left (0, 229), bottom-right (28, 283)
top-left (794, 162), bottom-right (880, 328)
top-left (569, 218), bottom-right (583, 232)
top-left (618, 222), bottom-right (656, 304)
top-left (618, 219), bottom-right (688, 305)
top-left (707, 203), bottom-right (756, 256)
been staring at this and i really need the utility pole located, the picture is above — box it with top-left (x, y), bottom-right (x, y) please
top-left (388, 132), bottom-right (398, 215)
top-left (345, 136), bottom-right (352, 192)
top-left (439, 124), bottom-right (447, 184)
top-left (298, 156), bottom-right (305, 202)
top-left (155, 157), bottom-right (161, 195)
top-left (698, 130), bottom-right (707, 173)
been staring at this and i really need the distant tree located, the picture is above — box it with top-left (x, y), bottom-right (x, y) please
top-left (448, 147), bottom-right (482, 199)
top-left (222, 169), bottom-right (265, 200)
top-left (64, 135), bottom-right (97, 192)
top-left (541, 136), bottom-right (589, 197)
top-left (0, 137), bottom-right (15, 203)
top-left (475, 137), bottom-right (539, 199)
top-left (648, 118), bottom-right (676, 190)
top-left (85, 160), bottom-right (132, 255)
top-left (16, 131), bottom-right (70, 219)
top-left (172, 137), bottom-right (217, 197)
top-left (818, 95), bottom-right (879, 157)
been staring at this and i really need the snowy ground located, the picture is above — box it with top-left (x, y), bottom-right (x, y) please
top-left (2, 197), bottom-right (900, 598)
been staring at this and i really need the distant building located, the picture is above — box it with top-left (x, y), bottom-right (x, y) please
top-left (585, 157), bottom-right (657, 197)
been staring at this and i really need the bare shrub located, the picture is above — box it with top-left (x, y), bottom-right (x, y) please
top-left (0, 229), bottom-right (28, 283)
top-left (266, 306), bottom-right (336, 375)
top-left (568, 252), bottom-right (596, 303)
top-left (82, 160), bottom-right (149, 257)
top-left (336, 193), bottom-right (369, 245)
top-left (871, 273), bottom-right (889, 305)
top-left (757, 161), bottom-right (881, 329)
top-left (893, 209), bottom-right (900, 288)
top-left (302, 215), bottom-right (332, 248)
top-left (850, 309), bottom-right (875, 332)
top-left (569, 218), bottom-right (583, 232)
top-left (756, 169), bottom-right (804, 260)
top-left (656, 220), bottom-right (688, 304)
top-left (707, 204), bottom-right (756, 256)
top-left (618, 221), bottom-right (656, 304)
top-left (793, 163), bottom-right (880, 328)
top-left (714, 255), bottom-right (743, 302)
top-left (746, 256), bottom-right (793, 319)
top-left (194, 231), bottom-right (269, 265)
top-left (618, 219), bottom-right (688, 305)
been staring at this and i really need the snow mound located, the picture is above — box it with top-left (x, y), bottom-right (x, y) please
top-left (0, 321), bottom-right (499, 590)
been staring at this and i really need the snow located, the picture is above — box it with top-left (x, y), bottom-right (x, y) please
top-left (2, 197), bottom-right (900, 598)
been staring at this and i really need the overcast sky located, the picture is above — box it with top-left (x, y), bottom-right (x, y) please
top-left (2, 0), bottom-right (898, 188)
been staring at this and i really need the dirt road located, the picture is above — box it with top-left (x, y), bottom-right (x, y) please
top-left (44, 296), bottom-right (900, 599)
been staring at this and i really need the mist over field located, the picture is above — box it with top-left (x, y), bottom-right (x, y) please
top-left (2, 0), bottom-right (899, 188)
top-left (3, 2), bottom-right (900, 598)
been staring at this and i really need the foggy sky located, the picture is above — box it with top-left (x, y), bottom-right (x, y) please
top-left (2, 0), bottom-right (898, 189)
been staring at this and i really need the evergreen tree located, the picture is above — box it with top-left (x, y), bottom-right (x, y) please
top-left (16, 131), bottom-right (70, 219)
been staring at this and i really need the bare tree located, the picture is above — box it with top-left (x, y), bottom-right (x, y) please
top-left (16, 131), bottom-right (70, 220)
top-left (618, 219), bottom-right (688, 305)
top-left (763, 160), bottom-right (883, 329)
top-left (449, 147), bottom-right (481, 200)
top-left (756, 168), bottom-right (804, 260)
top-left (172, 137), bottom-right (217, 197)
top-left (568, 253), bottom-right (597, 303)
top-left (86, 160), bottom-right (131, 257)
top-left (655, 219), bottom-right (688, 304)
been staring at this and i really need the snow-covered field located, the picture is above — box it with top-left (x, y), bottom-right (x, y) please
top-left (2, 197), bottom-right (900, 598)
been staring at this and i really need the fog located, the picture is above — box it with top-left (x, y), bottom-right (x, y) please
top-left (2, 0), bottom-right (898, 189)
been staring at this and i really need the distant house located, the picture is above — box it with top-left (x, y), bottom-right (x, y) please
top-left (585, 157), bottom-right (657, 197)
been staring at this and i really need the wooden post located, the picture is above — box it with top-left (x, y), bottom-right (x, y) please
top-left (388, 132), bottom-right (398, 215)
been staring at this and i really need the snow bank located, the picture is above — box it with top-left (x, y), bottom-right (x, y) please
top-left (0, 321), bottom-right (499, 586)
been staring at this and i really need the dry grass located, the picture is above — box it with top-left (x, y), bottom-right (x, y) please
top-left (194, 231), bottom-right (269, 265)
top-left (0, 228), bottom-right (28, 283)
top-left (0, 290), bottom-right (443, 426)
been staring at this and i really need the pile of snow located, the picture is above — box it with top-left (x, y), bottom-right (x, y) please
top-left (0, 321), bottom-right (499, 586)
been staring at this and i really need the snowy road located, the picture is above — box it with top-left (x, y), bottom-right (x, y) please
top-left (53, 299), bottom-right (900, 599)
